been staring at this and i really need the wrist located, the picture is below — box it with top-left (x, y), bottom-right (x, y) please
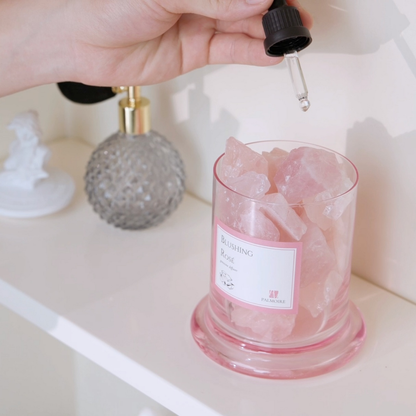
top-left (0, 0), bottom-right (75, 97)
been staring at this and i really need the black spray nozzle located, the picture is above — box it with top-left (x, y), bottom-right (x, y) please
top-left (262, 0), bottom-right (312, 57)
top-left (57, 82), bottom-right (116, 104)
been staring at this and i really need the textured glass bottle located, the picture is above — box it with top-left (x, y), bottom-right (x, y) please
top-left (85, 87), bottom-right (185, 230)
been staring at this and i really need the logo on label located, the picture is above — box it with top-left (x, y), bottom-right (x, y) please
top-left (220, 270), bottom-right (234, 290)
top-left (269, 290), bottom-right (279, 299)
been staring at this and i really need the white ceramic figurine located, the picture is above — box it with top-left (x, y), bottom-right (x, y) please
top-left (0, 110), bottom-right (51, 189)
top-left (0, 110), bottom-right (75, 218)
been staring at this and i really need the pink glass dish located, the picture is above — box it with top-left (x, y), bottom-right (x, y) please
top-left (191, 140), bottom-right (366, 379)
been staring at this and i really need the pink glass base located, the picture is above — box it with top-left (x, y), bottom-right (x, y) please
top-left (191, 296), bottom-right (366, 379)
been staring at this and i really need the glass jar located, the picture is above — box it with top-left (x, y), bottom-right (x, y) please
top-left (191, 140), bottom-right (366, 379)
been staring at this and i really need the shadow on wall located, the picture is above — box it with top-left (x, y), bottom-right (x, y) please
top-left (302, 0), bottom-right (409, 54)
top-left (271, 0), bottom-right (416, 78)
top-left (150, 68), bottom-right (239, 197)
top-left (346, 118), bottom-right (416, 303)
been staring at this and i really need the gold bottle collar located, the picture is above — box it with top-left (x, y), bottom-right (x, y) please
top-left (113, 86), bottom-right (151, 135)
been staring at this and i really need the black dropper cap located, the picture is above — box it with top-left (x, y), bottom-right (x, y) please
top-left (262, 0), bottom-right (312, 57)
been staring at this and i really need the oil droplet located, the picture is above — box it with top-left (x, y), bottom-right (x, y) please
top-left (300, 99), bottom-right (310, 112)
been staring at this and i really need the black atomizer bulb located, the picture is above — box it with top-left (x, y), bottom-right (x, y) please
top-left (262, 0), bottom-right (313, 111)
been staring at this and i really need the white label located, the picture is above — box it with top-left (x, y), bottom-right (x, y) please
top-left (213, 220), bottom-right (302, 314)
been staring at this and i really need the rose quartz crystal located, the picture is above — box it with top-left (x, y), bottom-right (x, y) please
top-left (322, 178), bottom-right (354, 220)
top-left (231, 304), bottom-right (296, 342)
top-left (325, 216), bottom-right (352, 276)
top-left (300, 270), bottom-right (343, 317)
top-left (215, 187), bottom-right (245, 230)
top-left (221, 137), bottom-right (268, 181)
top-left (226, 171), bottom-right (271, 199)
top-left (299, 214), bottom-right (336, 288)
top-left (262, 147), bottom-right (289, 193)
top-left (237, 204), bottom-right (281, 241)
top-left (215, 187), bottom-right (279, 241)
top-left (298, 212), bottom-right (344, 317)
top-left (304, 178), bottom-right (354, 230)
top-left (274, 147), bottom-right (345, 204)
top-left (285, 305), bottom-right (326, 341)
top-left (260, 193), bottom-right (307, 241)
top-left (304, 200), bottom-right (333, 231)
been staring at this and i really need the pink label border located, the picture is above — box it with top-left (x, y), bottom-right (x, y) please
top-left (212, 218), bottom-right (302, 315)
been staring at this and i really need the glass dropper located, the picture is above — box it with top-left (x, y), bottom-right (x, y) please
top-left (284, 52), bottom-right (310, 112)
top-left (262, 0), bottom-right (312, 112)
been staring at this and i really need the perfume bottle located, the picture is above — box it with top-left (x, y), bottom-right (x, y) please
top-left (85, 86), bottom-right (186, 230)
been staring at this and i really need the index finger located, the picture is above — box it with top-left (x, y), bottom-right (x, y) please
top-left (158, 0), bottom-right (274, 21)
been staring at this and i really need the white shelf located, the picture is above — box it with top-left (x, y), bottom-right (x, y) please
top-left (1, 139), bottom-right (416, 416)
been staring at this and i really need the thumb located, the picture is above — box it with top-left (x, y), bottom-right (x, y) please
top-left (158, 0), bottom-right (273, 21)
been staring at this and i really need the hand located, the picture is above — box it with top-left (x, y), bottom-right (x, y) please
top-left (0, 0), bottom-right (312, 96)
top-left (67, 0), bottom-right (313, 86)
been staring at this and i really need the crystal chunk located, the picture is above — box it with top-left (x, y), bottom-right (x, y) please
top-left (274, 147), bottom-right (345, 204)
top-left (221, 137), bottom-right (268, 181)
top-left (231, 305), bottom-right (296, 342)
top-left (260, 193), bottom-right (307, 241)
